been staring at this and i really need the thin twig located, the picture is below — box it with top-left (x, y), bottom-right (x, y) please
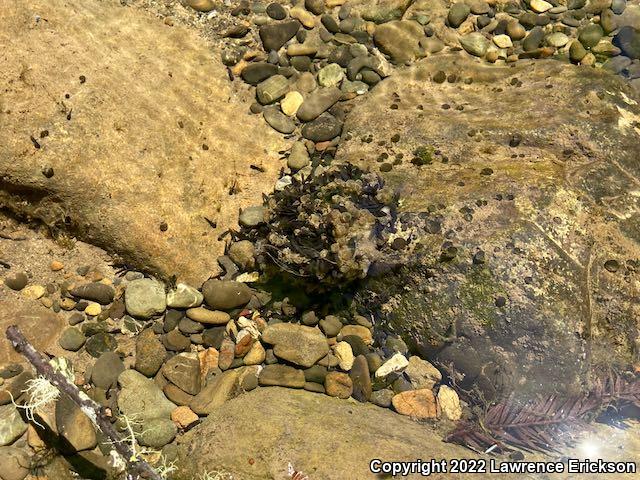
top-left (0, 232), bottom-right (27, 241)
top-left (5, 325), bottom-right (163, 480)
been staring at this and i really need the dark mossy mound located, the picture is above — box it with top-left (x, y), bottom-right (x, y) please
top-left (238, 163), bottom-right (403, 289)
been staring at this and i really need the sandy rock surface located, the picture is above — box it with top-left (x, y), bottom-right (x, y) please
top-left (0, 0), bottom-right (287, 286)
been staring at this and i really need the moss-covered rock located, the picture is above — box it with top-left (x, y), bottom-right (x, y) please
top-left (335, 55), bottom-right (640, 401)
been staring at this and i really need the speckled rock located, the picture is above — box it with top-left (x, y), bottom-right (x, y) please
top-left (138, 417), bottom-right (177, 448)
top-left (392, 389), bottom-right (438, 419)
top-left (135, 329), bottom-right (166, 377)
top-left (0, 404), bottom-right (27, 447)
top-left (324, 371), bottom-right (353, 399)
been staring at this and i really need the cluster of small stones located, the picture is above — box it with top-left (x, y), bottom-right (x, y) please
top-left (447, 0), bottom-right (635, 71)
top-left (1, 251), bottom-right (461, 477)
top-left (171, 0), bottom-right (640, 200)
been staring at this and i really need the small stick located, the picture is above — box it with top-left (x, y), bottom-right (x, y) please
top-left (5, 325), bottom-right (163, 480)
top-left (0, 232), bottom-right (27, 241)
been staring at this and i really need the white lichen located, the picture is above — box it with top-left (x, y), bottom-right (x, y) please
top-left (12, 376), bottom-right (60, 427)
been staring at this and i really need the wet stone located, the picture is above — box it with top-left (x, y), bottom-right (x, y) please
top-left (256, 75), bottom-right (290, 105)
top-left (178, 317), bottom-right (204, 334)
top-left (4, 272), bottom-right (28, 291)
top-left (162, 353), bottom-right (201, 395)
top-left (448, 3), bottom-right (471, 28)
top-left (371, 388), bottom-right (394, 408)
top-left (59, 327), bottom-right (86, 351)
top-left (241, 62), bottom-right (279, 85)
top-left (350, 355), bottom-right (372, 402)
top-left (164, 329), bottom-right (191, 352)
top-left (69, 282), bottom-right (115, 305)
top-left (202, 280), bottom-right (253, 309)
top-left (259, 21), bottom-right (300, 52)
top-left (125, 278), bottom-right (166, 319)
top-left (164, 309), bottom-right (184, 332)
top-left (85, 332), bottom-right (117, 358)
top-left (259, 364), bottom-right (305, 388)
top-left (301, 112), bottom-right (343, 142)
top-left (90, 352), bottom-right (125, 389)
top-left (202, 327), bottom-right (226, 349)
top-left (263, 106), bottom-right (296, 133)
top-left (163, 384), bottom-right (194, 406)
top-left (266, 3), bottom-right (287, 20)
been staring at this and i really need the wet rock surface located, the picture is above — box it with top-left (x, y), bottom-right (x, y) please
top-left (1, 0), bottom-right (640, 478)
top-left (336, 54), bottom-right (640, 400)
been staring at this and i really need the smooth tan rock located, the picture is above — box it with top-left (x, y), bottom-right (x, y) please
top-left (529, 0), bottom-right (552, 13)
top-left (404, 356), bottom-right (442, 390)
top-left (258, 364), bottom-right (305, 388)
top-left (281, 91), bottom-right (304, 116)
top-left (290, 6), bottom-right (317, 28)
top-left (55, 394), bottom-right (98, 453)
top-left (492, 34), bottom-right (512, 48)
top-left (243, 341), bottom-right (266, 365)
top-left (190, 369), bottom-right (241, 415)
top-left (186, 308), bottom-right (231, 325)
top-left (171, 406), bottom-right (199, 428)
top-left (0, 303), bottom-right (64, 364)
top-left (21, 285), bottom-right (45, 300)
top-left (392, 389), bottom-right (438, 419)
top-left (339, 325), bottom-right (372, 345)
top-left (184, 0), bottom-right (215, 12)
top-left (373, 20), bottom-right (426, 63)
top-left (0, 446), bottom-right (30, 480)
top-left (437, 385), bottom-right (462, 420)
top-left (262, 323), bottom-right (329, 367)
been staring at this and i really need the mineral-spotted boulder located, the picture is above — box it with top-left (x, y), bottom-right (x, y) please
top-left (0, 0), bottom-right (287, 286)
top-left (336, 54), bottom-right (640, 401)
top-left (177, 387), bottom-right (490, 480)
